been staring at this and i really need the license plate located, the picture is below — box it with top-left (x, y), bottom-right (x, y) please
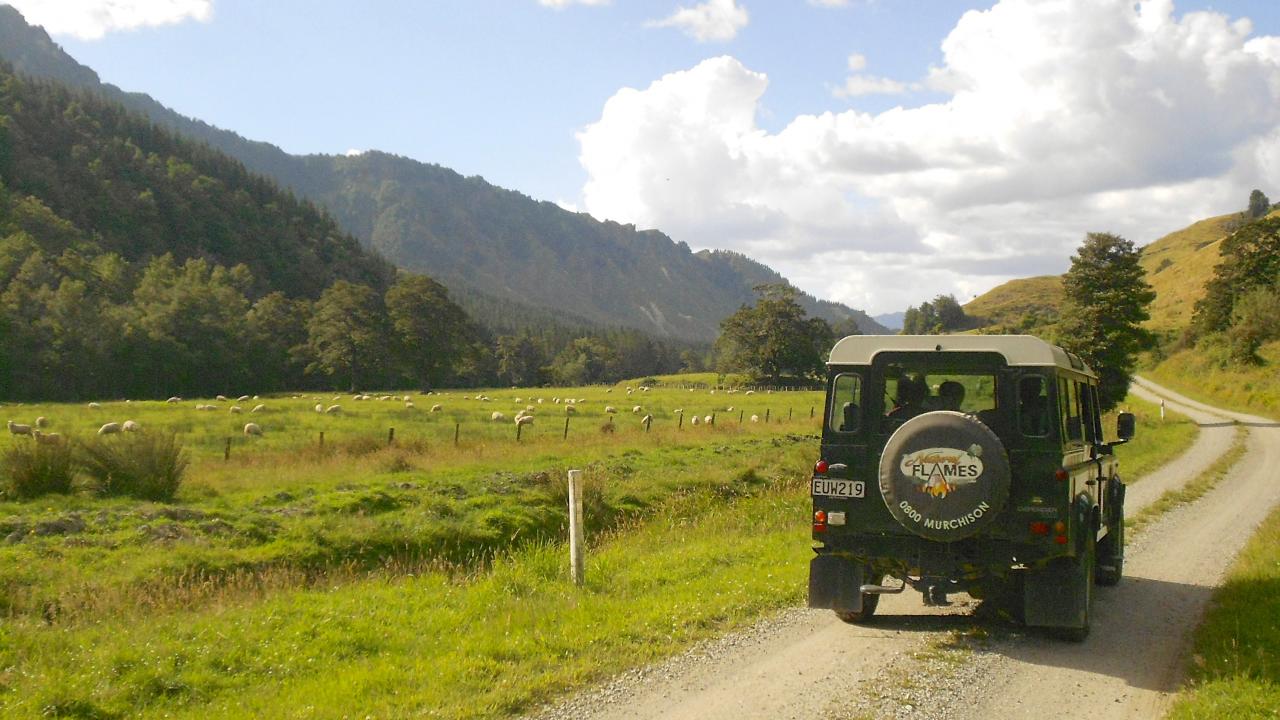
top-left (812, 478), bottom-right (865, 499)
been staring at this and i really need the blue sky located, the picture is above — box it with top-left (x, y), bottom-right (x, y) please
top-left (8, 0), bottom-right (1280, 314)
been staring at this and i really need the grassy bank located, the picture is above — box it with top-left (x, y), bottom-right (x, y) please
top-left (1167, 503), bottom-right (1280, 718)
top-left (1113, 394), bottom-right (1199, 481)
top-left (1147, 340), bottom-right (1280, 421)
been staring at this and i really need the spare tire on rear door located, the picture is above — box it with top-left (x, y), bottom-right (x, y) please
top-left (878, 411), bottom-right (1011, 542)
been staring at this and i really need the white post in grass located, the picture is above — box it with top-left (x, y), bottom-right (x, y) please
top-left (1160, 398), bottom-right (1165, 422)
top-left (568, 468), bottom-right (585, 586)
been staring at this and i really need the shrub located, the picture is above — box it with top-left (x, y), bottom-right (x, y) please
top-left (0, 440), bottom-right (76, 498)
top-left (79, 432), bottom-right (189, 501)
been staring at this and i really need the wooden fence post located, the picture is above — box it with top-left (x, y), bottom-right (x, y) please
top-left (710, 413), bottom-right (716, 426)
top-left (223, 437), bottom-right (231, 461)
top-left (644, 415), bottom-right (652, 432)
top-left (563, 416), bottom-right (570, 440)
top-left (739, 409), bottom-right (744, 424)
top-left (568, 469), bottom-right (585, 587)
top-left (318, 431), bottom-right (325, 448)
top-left (678, 411), bottom-right (684, 429)
top-left (765, 408), bottom-right (771, 423)
top-left (810, 406), bottom-right (815, 419)
top-left (454, 422), bottom-right (460, 446)
top-left (516, 422), bottom-right (523, 442)
top-left (788, 408), bottom-right (793, 421)
top-left (388, 427), bottom-right (395, 446)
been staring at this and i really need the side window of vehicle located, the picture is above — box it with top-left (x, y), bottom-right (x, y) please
top-left (1061, 378), bottom-right (1083, 442)
top-left (1088, 384), bottom-right (1105, 441)
top-left (1018, 376), bottom-right (1050, 437)
top-left (1079, 382), bottom-right (1097, 443)
top-left (829, 374), bottom-right (861, 433)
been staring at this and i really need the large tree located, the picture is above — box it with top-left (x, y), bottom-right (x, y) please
top-left (715, 284), bottom-right (833, 382)
top-left (1248, 189), bottom-right (1272, 219)
top-left (305, 280), bottom-right (389, 391)
top-left (1056, 233), bottom-right (1155, 411)
top-left (1193, 216), bottom-right (1280, 362)
top-left (385, 273), bottom-right (471, 389)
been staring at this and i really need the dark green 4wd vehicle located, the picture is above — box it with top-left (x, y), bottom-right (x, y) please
top-left (807, 335), bottom-right (1135, 640)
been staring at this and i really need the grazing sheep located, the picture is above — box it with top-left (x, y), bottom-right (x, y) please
top-left (703, 415), bottom-right (713, 424)
top-left (250, 404), bottom-right (266, 413)
top-left (515, 414), bottom-right (534, 426)
top-left (243, 422), bottom-right (263, 436)
top-left (253, 395), bottom-right (259, 400)
top-left (404, 401), bottom-right (415, 408)
top-left (604, 406), bottom-right (617, 414)
top-left (674, 408), bottom-right (683, 414)
top-left (641, 414), bottom-right (653, 425)
top-left (690, 415), bottom-right (701, 426)
top-left (632, 405), bottom-right (642, 413)
top-left (379, 395), bottom-right (391, 401)
top-left (7, 420), bottom-right (32, 436)
top-left (726, 406), bottom-right (734, 412)
top-left (97, 422), bottom-right (121, 435)
top-left (430, 404), bottom-right (443, 412)
top-left (33, 430), bottom-right (64, 445)
top-left (237, 395), bottom-right (250, 402)
top-left (491, 411), bottom-right (507, 422)
top-left (87, 402), bottom-right (101, 409)
top-left (325, 405), bottom-right (343, 415)
top-left (315, 403), bottom-right (325, 413)
top-left (537, 399), bottom-right (544, 404)
top-left (122, 420), bottom-right (140, 432)
top-left (229, 406), bottom-right (243, 414)
top-left (166, 396), bottom-right (181, 403)
top-left (525, 405), bottom-right (535, 412)
top-left (515, 397), bottom-right (523, 403)
top-left (744, 390), bottom-right (755, 395)
top-left (606, 388), bottom-right (613, 393)
top-left (216, 395), bottom-right (228, 401)
top-left (751, 414), bottom-right (760, 423)
top-left (35, 416), bottom-right (49, 428)
top-left (564, 405), bottom-right (577, 415)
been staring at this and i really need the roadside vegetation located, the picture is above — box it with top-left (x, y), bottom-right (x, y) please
top-left (1147, 340), bottom-right (1280, 420)
top-left (1109, 394), bottom-right (1199, 482)
top-left (1168, 501), bottom-right (1280, 718)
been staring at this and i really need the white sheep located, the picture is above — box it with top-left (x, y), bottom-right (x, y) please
top-left (690, 415), bottom-right (701, 426)
top-left (35, 416), bottom-right (49, 428)
top-left (632, 405), bottom-right (642, 413)
top-left (606, 388), bottom-right (613, 393)
top-left (379, 395), bottom-right (391, 401)
top-left (315, 403), bottom-right (324, 413)
top-left (641, 414), bottom-right (653, 425)
top-left (216, 395), bottom-right (228, 401)
top-left (515, 415), bottom-right (534, 426)
top-left (253, 395), bottom-right (259, 400)
top-left (726, 406), bottom-right (734, 412)
top-left (604, 406), bottom-right (617, 414)
top-left (564, 405), bottom-right (577, 415)
top-left (237, 395), bottom-right (250, 402)
top-left (251, 404), bottom-right (266, 413)
top-left (525, 404), bottom-right (535, 412)
top-left (97, 422), bottom-right (121, 435)
top-left (33, 430), bottom-right (64, 445)
top-left (537, 398), bottom-right (544, 404)
top-left (7, 420), bottom-right (32, 436)
top-left (491, 411), bottom-right (507, 422)
top-left (166, 396), bottom-right (181, 403)
top-left (703, 415), bottom-right (713, 424)
top-left (325, 405), bottom-right (343, 414)
top-left (87, 402), bottom-right (101, 409)
top-left (404, 401), bottom-right (415, 408)
top-left (229, 406), bottom-right (243, 414)
top-left (122, 420), bottom-right (140, 432)
top-left (430, 404), bottom-right (443, 412)
top-left (243, 422), bottom-right (263, 436)
top-left (751, 414), bottom-right (760, 423)
top-left (744, 390), bottom-right (755, 396)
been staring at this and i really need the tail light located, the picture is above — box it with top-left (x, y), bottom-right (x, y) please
top-left (1029, 521), bottom-right (1049, 535)
top-left (813, 510), bottom-right (827, 532)
top-left (815, 460), bottom-right (829, 475)
top-left (1054, 468), bottom-right (1069, 481)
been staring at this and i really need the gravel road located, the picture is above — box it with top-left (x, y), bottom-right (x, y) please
top-left (526, 377), bottom-right (1279, 720)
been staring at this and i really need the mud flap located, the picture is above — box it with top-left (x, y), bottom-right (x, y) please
top-left (1023, 560), bottom-right (1087, 629)
top-left (808, 554), bottom-right (864, 612)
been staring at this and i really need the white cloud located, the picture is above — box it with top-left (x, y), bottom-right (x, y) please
top-left (4, 0), bottom-right (212, 40)
top-left (344, 149), bottom-right (366, 157)
top-left (647, 0), bottom-right (748, 43)
top-left (578, 0), bottom-right (1280, 314)
top-left (834, 52), bottom-right (912, 97)
top-left (537, 0), bottom-right (610, 8)
top-left (809, 0), bottom-right (851, 6)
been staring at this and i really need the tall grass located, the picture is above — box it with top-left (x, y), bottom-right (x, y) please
top-left (0, 439), bottom-right (75, 498)
top-left (1147, 340), bottom-right (1280, 420)
top-left (79, 431), bottom-right (190, 501)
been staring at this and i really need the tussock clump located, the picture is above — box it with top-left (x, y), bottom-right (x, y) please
top-left (1, 439), bottom-right (76, 498)
top-left (79, 432), bottom-right (189, 501)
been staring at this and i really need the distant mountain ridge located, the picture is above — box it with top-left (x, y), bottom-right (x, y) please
top-left (0, 6), bottom-right (887, 340)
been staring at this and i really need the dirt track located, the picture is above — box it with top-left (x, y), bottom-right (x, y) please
top-left (528, 377), bottom-right (1280, 720)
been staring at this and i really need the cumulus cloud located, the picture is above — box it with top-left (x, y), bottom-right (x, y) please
top-left (647, 0), bottom-right (748, 43)
top-left (4, 0), bottom-right (213, 40)
top-left (834, 55), bottom-right (913, 97)
top-left (578, 0), bottom-right (1280, 314)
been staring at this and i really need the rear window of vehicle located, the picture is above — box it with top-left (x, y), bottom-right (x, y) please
top-left (828, 373), bottom-right (861, 433)
top-left (882, 364), bottom-right (996, 431)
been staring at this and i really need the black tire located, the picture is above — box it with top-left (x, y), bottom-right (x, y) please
top-left (1096, 510), bottom-right (1124, 587)
top-left (1053, 530), bottom-right (1095, 642)
top-left (835, 570), bottom-right (883, 624)
top-left (878, 411), bottom-right (1011, 542)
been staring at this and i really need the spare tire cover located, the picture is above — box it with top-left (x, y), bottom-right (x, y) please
top-left (878, 411), bottom-right (1011, 542)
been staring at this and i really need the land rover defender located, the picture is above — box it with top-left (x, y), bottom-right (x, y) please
top-left (807, 335), bottom-right (1135, 640)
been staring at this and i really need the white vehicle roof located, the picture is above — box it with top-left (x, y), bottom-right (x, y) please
top-left (828, 335), bottom-right (1093, 375)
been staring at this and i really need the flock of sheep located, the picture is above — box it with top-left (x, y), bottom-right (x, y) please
top-left (5, 384), bottom-right (779, 445)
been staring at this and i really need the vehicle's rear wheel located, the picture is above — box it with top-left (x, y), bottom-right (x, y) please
top-left (1052, 530), bottom-right (1095, 642)
top-left (1096, 508), bottom-right (1124, 587)
top-left (835, 569), bottom-right (883, 624)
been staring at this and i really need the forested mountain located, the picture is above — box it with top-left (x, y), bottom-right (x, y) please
top-left (0, 6), bottom-right (886, 340)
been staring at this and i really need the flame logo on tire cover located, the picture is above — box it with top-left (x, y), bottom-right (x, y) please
top-left (899, 446), bottom-right (985, 499)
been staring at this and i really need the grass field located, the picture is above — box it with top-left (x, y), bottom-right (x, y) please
top-left (1148, 340), bottom-right (1280, 421)
top-left (0, 383), bottom-right (1196, 718)
top-left (1167, 502), bottom-right (1280, 718)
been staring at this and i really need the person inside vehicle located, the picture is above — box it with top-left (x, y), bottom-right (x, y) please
top-left (887, 374), bottom-right (927, 420)
top-left (1019, 377), bottom-right (1050, 435)
top-left (937, 380), bottom-right (965, 411)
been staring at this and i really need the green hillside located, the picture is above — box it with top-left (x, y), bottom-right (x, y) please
top-left (0, 6), bottom-right (885, 341)
top-left (963, 275), bottom-right (1064, 331)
